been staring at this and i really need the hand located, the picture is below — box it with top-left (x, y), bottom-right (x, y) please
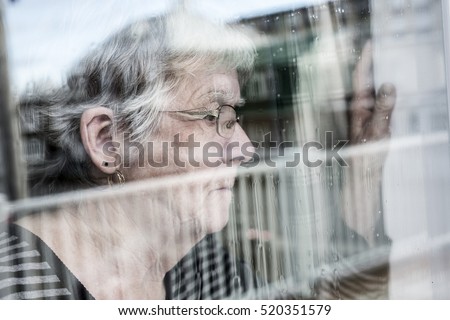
top-left (341, 41), bottom-right (396, 246)
top-left (350, 41), bottom-right (396, 147)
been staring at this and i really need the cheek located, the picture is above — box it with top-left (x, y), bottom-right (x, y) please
top-left (171, 184), bottom-right (207, 238)
top-left (200, 141), bottom-right (224, 168)
top-left (171, 133), bottom-right (224, 171)
top-left (175, 183), bottom-right (232, 232)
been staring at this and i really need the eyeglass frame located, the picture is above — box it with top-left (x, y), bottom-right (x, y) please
top-left (164, 105), bottom-right (241, 139)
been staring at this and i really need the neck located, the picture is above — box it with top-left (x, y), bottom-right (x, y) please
top-left (14, 197), bottom-right (201, 299)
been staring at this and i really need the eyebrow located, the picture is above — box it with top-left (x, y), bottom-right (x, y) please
top-left (207, 91), bottom-right (246, 107)
top-left (235, 98), bottom-right (246, 108)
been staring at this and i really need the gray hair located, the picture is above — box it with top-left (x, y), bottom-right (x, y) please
top-left (22, 10), bottom-right (257, 195)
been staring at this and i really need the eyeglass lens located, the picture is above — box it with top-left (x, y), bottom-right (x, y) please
top-left (217, 105), bottom-right (238, 138)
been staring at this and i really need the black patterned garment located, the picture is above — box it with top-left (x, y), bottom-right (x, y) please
top-left (0, 223), bottom-right (255, 300)
top-left (0, 220), bottom-right (391, 300)
top-left (164, 234), bottom-right (257, 299)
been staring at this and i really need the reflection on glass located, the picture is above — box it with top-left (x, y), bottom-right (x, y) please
top-left (0, 0), bottom-right (449, 300)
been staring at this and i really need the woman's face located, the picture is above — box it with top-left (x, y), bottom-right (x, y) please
top-left (125, 69), bottom-right (254, 239)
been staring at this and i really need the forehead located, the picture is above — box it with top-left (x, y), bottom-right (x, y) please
top-left (178, 70), bottom-right (241, 109)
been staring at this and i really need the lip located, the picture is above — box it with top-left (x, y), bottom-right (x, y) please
top-left (210, 179), bottom-right (235, 193)
top-left (215, 187), bottom-right (233, 191)
top-left (212, 183), bottom-right (233, 191)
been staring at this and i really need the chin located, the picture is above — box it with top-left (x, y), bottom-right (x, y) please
top-left (204, 202), bottom-right (232, 234)
top-left (206, 213), bottom-right (230, 234)
top-left (198, 188), bottom-right (233, 234)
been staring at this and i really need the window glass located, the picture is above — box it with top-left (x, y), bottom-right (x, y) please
top-left (1, 0), bottom-right (449, 300)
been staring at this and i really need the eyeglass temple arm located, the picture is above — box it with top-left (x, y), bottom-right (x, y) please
top-left (168, 109), bottom-right (220, 120)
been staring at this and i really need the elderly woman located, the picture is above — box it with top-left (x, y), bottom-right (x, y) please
top-left (1, 9), bottom-right (395, 299)
top-left (1, 10), bottom-right (258, 299)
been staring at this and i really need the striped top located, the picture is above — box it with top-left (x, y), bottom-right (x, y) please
top-left (0, 220), bottom-right (389, 300)
top-left (0, 222), bottom-right (255, 300)
top-left (0, 223), bottom-right (93, 299)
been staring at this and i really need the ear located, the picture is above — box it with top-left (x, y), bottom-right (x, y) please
top-left (80, 106), bottom-right (118, 174)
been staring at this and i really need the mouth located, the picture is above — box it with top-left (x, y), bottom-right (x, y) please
top-left (205, 166), bottom-right (238, 194)
top-left (215, 187), bottom-right (233, 192)
top-left (213, 183), bottom-right (233, 191)
top-left (211, 179), bottom-right (235, 193)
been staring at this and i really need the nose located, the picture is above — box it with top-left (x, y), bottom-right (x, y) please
top-left (224, 124), bottom-right (255, 166)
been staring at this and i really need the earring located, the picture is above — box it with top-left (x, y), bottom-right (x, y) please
top-left (107, 170), bottom-right (125, 186)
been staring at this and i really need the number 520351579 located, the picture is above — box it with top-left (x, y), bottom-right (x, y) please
top-left (260, 304), bottom-right (331, 316)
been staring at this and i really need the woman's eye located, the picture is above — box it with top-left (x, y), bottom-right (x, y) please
top-left (203, 114), bottom-right (217, 123)
top-left (225, 120), bottom-right (237, 129)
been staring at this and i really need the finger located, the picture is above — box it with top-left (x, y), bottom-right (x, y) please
top-left (350, 102), bottom-right (372, 142)
top-left (353, 41), bottom-right (374, 97)
top-left (350, 41), bottom-right (376, 141)
top-left (371, 83), bottom-right (396, 138)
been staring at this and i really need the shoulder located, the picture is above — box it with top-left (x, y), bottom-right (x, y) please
top-left (0, 222), bottom-right (93, 300)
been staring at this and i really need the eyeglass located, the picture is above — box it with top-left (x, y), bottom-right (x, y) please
top-left (165, 105), bottom-right (240, 139)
